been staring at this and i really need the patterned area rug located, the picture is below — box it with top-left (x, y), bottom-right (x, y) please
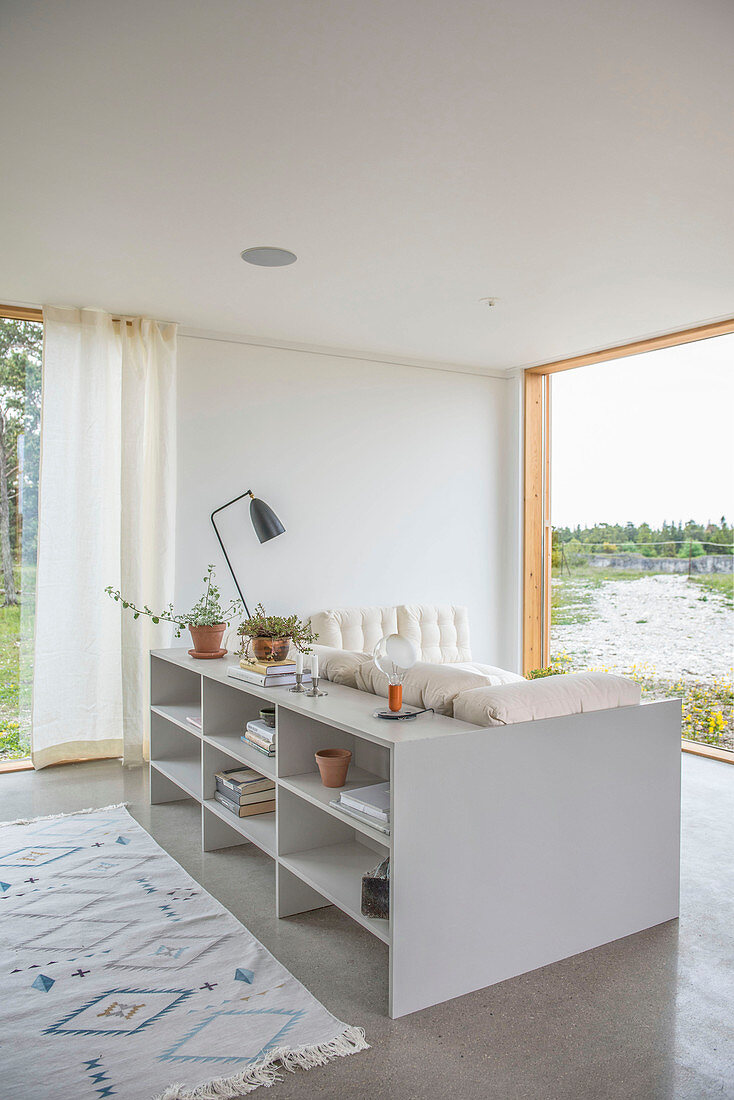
top-left (0, 804), bottom-right (368, 1098)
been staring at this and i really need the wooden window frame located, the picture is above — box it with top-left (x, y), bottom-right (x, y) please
top-left (0, 305), bottom-right (43, 322)
top-left (522, 317), bottom-right (734, 763)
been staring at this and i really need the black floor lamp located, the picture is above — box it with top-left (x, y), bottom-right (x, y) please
top-left (210, 489), bottom-right (285, 617)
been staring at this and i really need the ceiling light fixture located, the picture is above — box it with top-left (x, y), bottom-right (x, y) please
top-left (240, 247), bottom-right (297, 267)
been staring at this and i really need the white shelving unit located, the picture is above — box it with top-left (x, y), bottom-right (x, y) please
top-left (150, 647), bottom-right (681, 1019)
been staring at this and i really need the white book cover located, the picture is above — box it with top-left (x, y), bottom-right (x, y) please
top-left (246, 719), bottom-right (275, 742)
top-left (329, 799), bottom-right (391, 836)
top-left (339, 781), bottom-right (390, 819)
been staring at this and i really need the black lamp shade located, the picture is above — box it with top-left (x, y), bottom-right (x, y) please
top-left (250, 496), bottom-right (285, 543)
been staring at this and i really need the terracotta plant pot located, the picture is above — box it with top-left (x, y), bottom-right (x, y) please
top-left (315, 748), bottom-right (352, 788)
top-left (251, 635), bottom-right (292, 662)
top-left (188, 623), bottom-right (226, 658)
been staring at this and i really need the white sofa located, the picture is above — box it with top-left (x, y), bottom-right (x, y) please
top-left (308, 602), bottom-right (643, 725)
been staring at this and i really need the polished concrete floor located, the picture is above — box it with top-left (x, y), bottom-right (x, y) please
top-left (2, 754), bottom-right (732, 1100)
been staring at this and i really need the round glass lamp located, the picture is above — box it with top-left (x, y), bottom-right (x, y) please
top-left (373, 634), bottom-right (418, 712)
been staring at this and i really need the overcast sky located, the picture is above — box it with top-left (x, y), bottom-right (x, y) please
top-left (551, 333), bottom-right (734, 530)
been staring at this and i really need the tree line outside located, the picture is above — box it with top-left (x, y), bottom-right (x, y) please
top-left (553, 518), bottom-right (733, 565)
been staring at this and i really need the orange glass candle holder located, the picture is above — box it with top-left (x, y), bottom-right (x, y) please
top-left (388, 684), bottom-right (403, 712)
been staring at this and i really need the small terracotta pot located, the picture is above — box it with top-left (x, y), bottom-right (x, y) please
top-left (388, 684), bottom-right (403, 712)
top-left (189, 623), bottom-right (226, 657)
top-left (315, 748), bottom-right (352, 788)
top-left (251, 635), bottom-right (292, 662)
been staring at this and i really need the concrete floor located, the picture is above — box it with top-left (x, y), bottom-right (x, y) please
top-left (2, 755), bottom-right (732, 1100)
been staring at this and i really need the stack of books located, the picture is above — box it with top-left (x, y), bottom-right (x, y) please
top-left (227, 658), bottom-right (312, 688)
top-left (242, 718), bottom-right (276, 758)
top-left (214, 767), bottom-right (275, 817)
top-left (330, 781), bottom-right (391, 836)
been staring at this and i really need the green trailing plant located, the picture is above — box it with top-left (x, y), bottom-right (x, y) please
top-left (237, 603), bottom-right (317, 654)
top-left (105, 564), bottom-right (242, 638)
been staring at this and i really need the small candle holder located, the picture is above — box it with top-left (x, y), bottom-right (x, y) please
top-left (289, 672), bottom-right (307, 693)
top-left (306, 675), bottom-right (328, 698)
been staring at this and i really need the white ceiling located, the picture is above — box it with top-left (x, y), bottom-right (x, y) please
top-left (2, 0), bottom-right (733, 372)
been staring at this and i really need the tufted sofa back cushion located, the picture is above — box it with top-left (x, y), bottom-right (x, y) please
top-left (308, 604), bottom-right (471, 663)
top-left (396, 604), bottom-right (471, 664)
top-left (309, 606), bottom-right (398, 655)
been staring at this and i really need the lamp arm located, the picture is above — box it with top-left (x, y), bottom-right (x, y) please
top-left (210, 490), bottom-right (254, 619)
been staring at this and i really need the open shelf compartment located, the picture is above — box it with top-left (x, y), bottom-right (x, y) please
top-left (150, 711), bottom-right (202, 801)
top-left (202, 677), bottom-right (276, 778)
top-left (277, 786), bottom-right (390, 943)
top-left (201, 739), bottom-right (276, 856)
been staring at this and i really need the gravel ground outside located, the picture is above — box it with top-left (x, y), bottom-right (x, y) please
top-left (551, 573), bottom-right (733, 681)
top-left (551, 573), bottom-right (733, 752)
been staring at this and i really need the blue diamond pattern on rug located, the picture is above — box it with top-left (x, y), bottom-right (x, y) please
top-left (32, 973), bottom-right (55, 992)
top-left (45, 987), bottom-right (193, 1037)
top-left (0, 806), bottom-right (367, 1097)
top-left (17, 914), bottom-right (133, 954)
top-left (160, 1006), bottom-right (306, 1065)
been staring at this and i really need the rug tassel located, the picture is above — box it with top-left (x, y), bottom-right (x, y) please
top-left (152, 1026), bottom-right (370, 1099)
top-left (0, 802), bottom-right (130, 828)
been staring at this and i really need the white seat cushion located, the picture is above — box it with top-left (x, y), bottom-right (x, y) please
top-left (453, 672), bottom-right (642, 727)
top-left (452, 662), bottom-right (524, 685)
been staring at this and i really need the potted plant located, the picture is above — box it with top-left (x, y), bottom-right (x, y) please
top-left (105, 565), bottom-right (242, 659)
top-left (238, 603), bottom-right (317, 663)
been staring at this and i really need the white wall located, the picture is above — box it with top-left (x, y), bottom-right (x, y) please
top-left (176, 335), bottom-right (521, 669)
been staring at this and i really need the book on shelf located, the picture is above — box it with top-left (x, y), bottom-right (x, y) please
top-left (227, 665), bottom-right (308, 687)
top-left (213, 790), bottom-right (276, 818)
top-left (246, 719), bottom-right (274, 743)
top-left (328, 797), bottom-right (391, 836)
top-left (240, 658), bottom-right (296, 676)
top-left (186, 714), bottom-right (202, 730)
top-left (214, 767), bottom-right (274, 797)
top-left (240, 735), bottom-right (275, 758)
top-left (215, 777), bottom-right (274, 805)
top-left (243, 728), bottom-right (276, 752)
top-left (338, 781), bottom-right (390, 822)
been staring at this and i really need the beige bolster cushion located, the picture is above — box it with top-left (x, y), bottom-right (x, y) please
top-left (355, 659), bottom-right (492, 716)
top-left (453, 672), bottom-right (642, 726)
top-left (313, 645), bottom-right (373, 689)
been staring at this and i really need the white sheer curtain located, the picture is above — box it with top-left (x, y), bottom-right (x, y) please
top-left (33, 307), bottom-right (177, 769)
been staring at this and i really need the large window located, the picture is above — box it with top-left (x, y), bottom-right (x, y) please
top-left (0, 307), bottom-right (42, 766)
top-left (523, 320), bottom-right (734, 760)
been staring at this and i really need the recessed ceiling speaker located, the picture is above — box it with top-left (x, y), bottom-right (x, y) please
top-left (241, 247), bottom-right (297, 267)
